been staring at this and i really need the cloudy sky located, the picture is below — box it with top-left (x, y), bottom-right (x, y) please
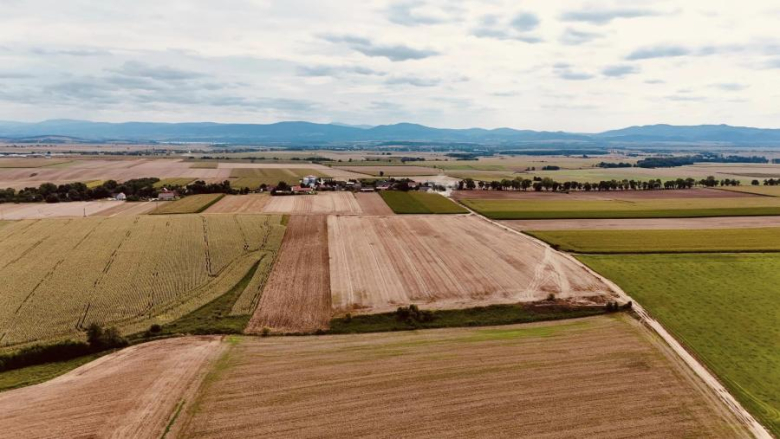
top-left (0, 0), bottom-right (778, 132)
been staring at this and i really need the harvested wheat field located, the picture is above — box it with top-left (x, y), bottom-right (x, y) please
top-left (204, 194), bottom-right (269, 213)
top-left (0, 201), bottom-right (125, 219)
top-left (246, 215), bottom-right (331, 333)
top-left (355, 192), bottom-right (394, 215)
top-left (329, 215), bottom-right (617, 315)
top-left (262, 192), bottom-right (362, 215)
top-left (0, 215), bottom-right (285, 346)
top-left (177, 316), bottom-right (748, 438)
top-left (0, 336), bottom-right (223, 439)
top-left (90, 201), bottom-right (157, 217)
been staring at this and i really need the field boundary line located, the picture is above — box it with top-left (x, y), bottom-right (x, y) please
top-left (450, 195), bottom-right (772, 439)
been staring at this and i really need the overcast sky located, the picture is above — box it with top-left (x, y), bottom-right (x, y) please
top-left (0, 0), bottom-right (778, 131)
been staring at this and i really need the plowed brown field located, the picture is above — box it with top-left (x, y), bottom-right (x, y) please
top-left (177, 316), bottom-right (749, 438)
top-left (246, 215), bottom-right (331, 333)
top-left (204, 194), bottom-right (269, 213)
top-left (328, 215), bottom-right (617, 314)
top-left (0, 336), bottom-right (223, 439)
top-left (262, 192), bottom-right (362, 215)
top-left (355, 192), bottom-right (394, 215)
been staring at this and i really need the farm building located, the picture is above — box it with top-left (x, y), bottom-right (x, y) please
top-left (158, 190), bottom-right (177, 201)
top-left (301, 175), bottom-right (319, 187)
top-left (114, 192), bottom-right (127, 201)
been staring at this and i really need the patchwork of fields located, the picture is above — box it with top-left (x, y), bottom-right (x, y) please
top-left (579, 253), bottom-right (780, 436)
top-left (0, 215), bottom-right (285, 346)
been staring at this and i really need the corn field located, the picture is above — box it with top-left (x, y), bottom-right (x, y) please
top-left (0, 214), bottom-right (285, 347)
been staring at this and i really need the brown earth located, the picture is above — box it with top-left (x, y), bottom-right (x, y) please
top-left (204, 194), bottom-right (269, 213)
top-left (262, 192), bottom-right (362, 215)
top-left (451, 188), bottom-right (757, 201)
top-left (328, 215), bottom-right (618, 315)
top-left (502, 216), bottom-right (780, 231)
top-left (0, 336), bottom-right (223, 439)
top-left (177, 316), bottom-right (749, 439)
top-left (246, 215), bottom-right (331, 333)
top-left (354, 192), bottom-right (394, 215)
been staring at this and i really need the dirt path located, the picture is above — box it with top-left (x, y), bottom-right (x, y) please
top-left (246, 215), bottom-right (331, 333)
top-left (453, 196), bottom-right (773, 439)
top-left (0, 336), bottom-right (224, 439)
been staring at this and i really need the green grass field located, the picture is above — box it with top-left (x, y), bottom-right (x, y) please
top-left (528, 228), bottom-right (780, 253)
top-left (717, 186), bottom-right (780, 197)
top-left (380, 191), bottom-right (468, 214)
top-left (0, 353), bottom-right (102, 392)
top-left (578, 253), bottom-right (780, 436)
top-left (150, 194), bottom-right (225, 214)
top-left (229, 168), bottom-right (325, 189)
top-left (153, 178), bottom-right (195, 189)
top-left (462, 197), bottom-right (780, 219)
top-left (189, 162), bottom-right (218, 169)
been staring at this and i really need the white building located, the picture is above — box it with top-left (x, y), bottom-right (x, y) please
top-left (114, 192), bottom-right (127, 201)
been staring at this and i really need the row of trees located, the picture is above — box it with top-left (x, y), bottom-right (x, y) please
top-left (457, 176), bottom-right (741, 192)
top-left (0, 178), bottom-right (243, 204)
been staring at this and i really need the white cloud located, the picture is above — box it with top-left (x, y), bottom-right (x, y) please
top-left (0, 0), bottom-right (777, 131)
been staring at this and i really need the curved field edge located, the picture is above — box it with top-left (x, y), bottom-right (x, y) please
top-left (525, 228), bottom-right (780, 253)
top-left (577, 253), bottom-right (780, 437)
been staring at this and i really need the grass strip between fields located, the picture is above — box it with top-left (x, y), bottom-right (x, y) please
top-left (527, 228), bottom-right (780, 253)
top-left (0, 352), bottom-right (103, 393)
top-left (327, 304), bottom-right (610, 334)
top-left (380, 191), bottom-right (468, 214)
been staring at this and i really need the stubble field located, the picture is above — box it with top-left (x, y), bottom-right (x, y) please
top-left (204, 194), bottom-right (269, 213)
top-left (0, 215), bottom-right (285, 346)
top-left (150, 194), bottom-right (225, 215)
top-left (246, 215), bottom-right (331, 333)
top-left (177, 316), bottom-right (748, 438)
top-left (0, 336), bottom-right (223, 439)
top-left (262, 192), bottom-right (363, 215)
top-left (328, 215), bottom-right (617, 315)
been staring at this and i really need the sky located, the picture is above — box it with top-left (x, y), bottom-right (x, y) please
top-left (0, 0), bottom-right (778, 132)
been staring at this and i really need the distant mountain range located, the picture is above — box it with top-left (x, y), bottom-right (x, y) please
top-left (1, 120), bottom-right (779, 145)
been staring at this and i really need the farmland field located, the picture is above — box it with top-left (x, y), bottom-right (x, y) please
top-left (229, 168), bottom-right (325, 189)
top-left (461, 196), bottom-right (780, 219)
top-left (177, 316), bottom-right (748, 438)
top-left (718, 185), bottom-right (780, 197)
top-left (355, 192), bottom-right (394, 215)
top-left (246, 215), bottom-right (331, 334)
top-left (0, 214), bottom-right (285, 346)
top-left (150, 193), bottom-right (225, 214)
top-left (328, 215), bottom-right (617, 315)
top-left (528, 228), bottom-right (780, 253)
top-left (0, 336), bottom-right (223, 438)
top-left (0, 201), bottom-right (127, 219)
top-left (502, 216), bottom-right (780, 231)
top-left (204, 194), bottom-right (269, 213)
top-left (579, 253), bottom-right (780, 436)
top-left (380, 191), bottom-right (467, 214)
top-left (334, 165), bottom-right (441, 176)
top-left (262, 192), bottom-right (362, 215)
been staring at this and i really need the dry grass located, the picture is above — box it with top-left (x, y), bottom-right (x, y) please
top-left (178, 316), bottom-right (749, 438)
top-left (204, 194), bottom-right (269, 214)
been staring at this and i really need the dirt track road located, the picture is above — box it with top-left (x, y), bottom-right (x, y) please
top-left (454, 197), bottom-right (773, 439)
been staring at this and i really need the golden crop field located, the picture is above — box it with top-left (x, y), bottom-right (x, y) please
top-left (150, 193), bottom-right (225, 214)
top-left (0, 214), bottom-right (285, 347)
